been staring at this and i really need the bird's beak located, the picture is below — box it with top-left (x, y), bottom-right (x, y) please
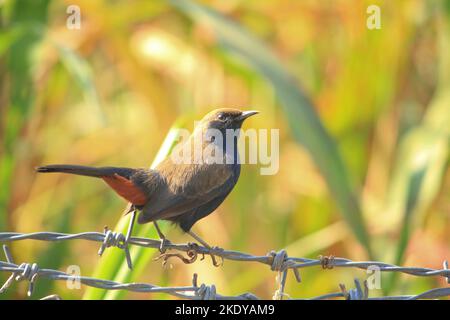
top-left (238, 110), bottom-right (259, 121)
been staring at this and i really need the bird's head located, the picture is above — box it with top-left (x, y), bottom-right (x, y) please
top-left (199, 108), bottom-right (259, 131)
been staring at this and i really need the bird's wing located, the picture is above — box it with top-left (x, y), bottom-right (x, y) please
top-left (176, 183), bottom-right (235, 232)
top-left (138, 161), bottom-right (237, 223)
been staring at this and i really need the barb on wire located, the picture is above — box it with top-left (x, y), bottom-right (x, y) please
top-left (339, 279), bottom-right (369, 300)
top-left (0, 231), bottom-right (449, 300)
top-left (98, 226), bottom-right (133, 269)
top-left (0, 245), bottom-right (39, 296)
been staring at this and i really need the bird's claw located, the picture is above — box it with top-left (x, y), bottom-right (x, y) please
top-left (187, 242), bottom-right (224, 267)
top-left (187, 242), bottom-right (204, 261)
top-left (154, 242), bottom-right (223, 268)
top-left (154, 242), bottom-right (197, 266)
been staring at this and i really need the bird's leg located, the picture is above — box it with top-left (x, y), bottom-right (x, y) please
top-left (125, 206), bottom-right (136, 243)
top-left (153, 221), bottom-right (170, 253)
top-left (186, 230), bottom-right (223, 267)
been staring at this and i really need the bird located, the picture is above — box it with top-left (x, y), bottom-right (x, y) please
top-left (36, 108), bottom-right (259, 263)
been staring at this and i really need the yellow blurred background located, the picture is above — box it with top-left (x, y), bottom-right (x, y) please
top-left (0, 0), bottom-right (448, 299)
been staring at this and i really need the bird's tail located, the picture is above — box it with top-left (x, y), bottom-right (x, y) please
top-left (36, 164), bottom-right (135, 179)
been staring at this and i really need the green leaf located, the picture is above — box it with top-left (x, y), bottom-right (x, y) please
top-left (82, 122), bottom-right (185, 300)
top-left (54, 44), bottom-right (105, 124)
top-left (384, 7), bottom-right (450, 293)
top-left (169, 0), bottom-right (372, 256)
top-left (0, 0), bottom-right (50, 299)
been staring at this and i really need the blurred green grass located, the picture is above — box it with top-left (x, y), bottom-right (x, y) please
top-left (0, 0), bottom-right (448, 299)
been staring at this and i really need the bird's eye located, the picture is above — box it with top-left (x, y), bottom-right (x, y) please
top-left (217, 113), bottom-right (226, 121)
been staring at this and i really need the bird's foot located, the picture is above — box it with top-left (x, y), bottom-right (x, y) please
top-left (187, 242), bottom-right (204, 261)
top-left (187, 242), bottom-right (224, 267)
top-left (154, 242), bottom-right (197, 266)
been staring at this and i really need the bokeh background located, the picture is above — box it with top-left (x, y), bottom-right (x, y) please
top-left (0, 0), bottom-right (449, 299)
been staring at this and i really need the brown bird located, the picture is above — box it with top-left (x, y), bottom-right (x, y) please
top-left (36, 108), bottom-right (258, 259)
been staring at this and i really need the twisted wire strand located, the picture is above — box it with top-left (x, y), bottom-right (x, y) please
top-left (0, 231), bottom-right (448, 280)
top-left (1, 259), bottom-right (449, 300)
top-left (0, 231), bottom-right (449, 300)
top-left (0, 259), bottom-right (255, 300)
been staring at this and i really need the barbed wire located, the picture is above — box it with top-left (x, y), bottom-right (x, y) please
top-left (0, 230), bottom-right (449, 300)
